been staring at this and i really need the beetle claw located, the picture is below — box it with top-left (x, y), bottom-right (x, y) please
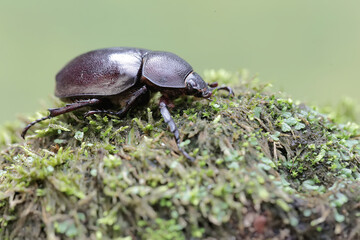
top-left (178, 147), bottom-right (195, 162)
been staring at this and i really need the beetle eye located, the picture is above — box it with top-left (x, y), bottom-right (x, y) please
top-left (186, 80), bottom-right (198, 90)
top-left (186, 82), bottom-right (192, 89)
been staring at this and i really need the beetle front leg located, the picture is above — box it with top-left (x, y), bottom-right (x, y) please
top-left (208, 82), bottom-right (234, 97)
top-left (159, 97), bottom-right (195, 161)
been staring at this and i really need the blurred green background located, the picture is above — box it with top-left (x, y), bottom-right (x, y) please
top-left (1, 0), bottom-right (360, 124)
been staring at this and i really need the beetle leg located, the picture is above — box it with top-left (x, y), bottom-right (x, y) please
top-left (217, 86), bottom-right (234, 96)
top-left (115, 85), bottom-right (149, 117)
top-left (84, 109), bottom-right (118, 117)
top-left (21, 99), bottom-right (101, 138)
top-left (159, 97), bottom-right (195, 162)
top-left (85, 86), bottom-right (149, 118)
top-left (208, 82), bottom-right (234, 97)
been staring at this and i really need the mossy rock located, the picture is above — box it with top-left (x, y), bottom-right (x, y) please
top-left (1, 70), bottom-right (360, 239)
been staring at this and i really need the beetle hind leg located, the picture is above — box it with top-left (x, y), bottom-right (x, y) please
top-left (21, 98), bottom-right (102, 138)
top-left (21, 116), bottom-right (52, 139)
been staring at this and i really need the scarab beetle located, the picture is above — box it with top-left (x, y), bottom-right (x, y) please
top-left (22, 47), bottom-right (233, 161)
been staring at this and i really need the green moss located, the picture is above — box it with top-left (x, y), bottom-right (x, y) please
top-left (1, 69), bottom-right (360, 239)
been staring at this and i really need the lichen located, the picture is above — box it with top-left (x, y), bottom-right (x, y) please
top-left (1, 70), bottom-right (360, 239)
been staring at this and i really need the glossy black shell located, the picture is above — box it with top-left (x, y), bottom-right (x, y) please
top-left (55, 47), bottom-right (194, 99)
top-left (142, 51), bottom-right (192, 88)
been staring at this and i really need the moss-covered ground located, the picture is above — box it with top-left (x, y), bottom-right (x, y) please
top-left (1, 70), bottom-right (360, 239)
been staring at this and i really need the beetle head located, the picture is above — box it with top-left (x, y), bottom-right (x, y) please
top-left (185, 72), bottom-right (212, 98)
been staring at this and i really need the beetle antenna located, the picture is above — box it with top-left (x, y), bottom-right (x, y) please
top-left (21, 115), bottom-right (52, 139)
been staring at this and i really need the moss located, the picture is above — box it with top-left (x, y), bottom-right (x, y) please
top-left (1, 69), bottom-right (360, 239)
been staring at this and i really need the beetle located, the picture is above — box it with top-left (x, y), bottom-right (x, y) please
top-left (22, 47), bottom-right (233, 161)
